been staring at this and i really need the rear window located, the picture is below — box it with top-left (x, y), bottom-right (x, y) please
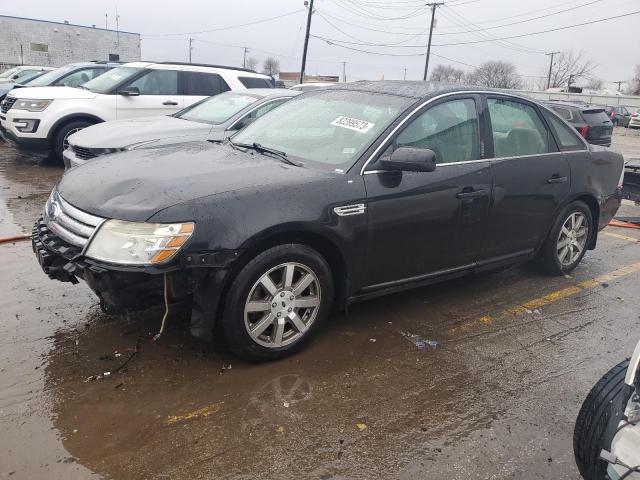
top-left (239, 77), bottom-right (273, 89)
top-left (581, 109), bottom-right (611, 125)
top-left (183, 72), bottom-right (230, 96)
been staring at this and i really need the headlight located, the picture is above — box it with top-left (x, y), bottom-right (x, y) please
top-left (85, 220), bottom-right (195, 265)
top-left (14, 99), bottom-right (52, 112)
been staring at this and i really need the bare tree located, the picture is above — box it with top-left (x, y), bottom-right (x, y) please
top-left (545, 50), bottom-right (596, 89)
top-left (262, 57), bottom-right (280, 77)
top-left (630, 65), bottom-right (640, 96)
top-left (466, 61), bottom-right (522, 89)
top-left (429, 64), bottom-right (466, 84)
top-left (585, 77), bottom-right (603, 90)
top-left (245, 56), bottom-right (258, 71)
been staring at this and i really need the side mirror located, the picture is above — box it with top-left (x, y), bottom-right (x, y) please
top-left (380, 147), bottom-right (436, 173)
top-left (119, 86), bottom-right (140, 96)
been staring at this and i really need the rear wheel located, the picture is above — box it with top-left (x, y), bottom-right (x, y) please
top-left (574, 359), bottom-right (633, 480)
top-left (221, 244), bottom-right (333, 361)
top-left (53, 120), bottom-right (94, 160)
top-left (538, 201), bottom-right (592, 275)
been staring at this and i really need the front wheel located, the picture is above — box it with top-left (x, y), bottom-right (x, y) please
top-left (221, 244), bottom-right (334, 361)
top-left (53, 120), bottom-right (94, 160)
top-left (538, 201), bottom-right (592, 275)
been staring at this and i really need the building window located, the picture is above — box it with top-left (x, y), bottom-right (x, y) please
top-left (30, 43), bottom-right (48, 53)
top-left (109, 53), bottom-right (120, 61)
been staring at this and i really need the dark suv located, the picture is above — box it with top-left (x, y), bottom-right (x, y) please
top-left (545, 101), bottom-right (613, 147)
top-left (603, 105), bottom-right (631, 127)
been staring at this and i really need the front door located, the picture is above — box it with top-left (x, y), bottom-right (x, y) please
top-left (363, 96), bottom-right (493, 288)
top-left (482, 95), bottom-right (570, 259)
top-left (116, 69), bottom-right (183, 119)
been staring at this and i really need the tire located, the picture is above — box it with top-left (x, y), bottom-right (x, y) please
top-left (221, 244), bottom-right (334, 361)
top-left (574, 359), bottom-right (633, 480)
top-left (538, 200), bottom-right (593, 275)
top-left (52, 120), bottom-right (94, 160)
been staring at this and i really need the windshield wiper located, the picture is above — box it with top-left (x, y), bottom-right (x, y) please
top-left (229, 141), bottom-right (302, 167)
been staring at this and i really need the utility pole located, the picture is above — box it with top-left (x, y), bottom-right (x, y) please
top-left (545, 51), bottom-right (560, 90)
top-left (189, 38), bottom-right (194, 63)
top-left (300, 0), bottom-right (315, 84)
top-left (342, 61), bottom-right (346, 83)
top-left (403, 68), bottom-right (407, 80)
top-left (423, 3), bottom-right (444, 81)
top-left (243, 47), bottom-right (249, 68)
top-left (105, 13), bottom-right (108, 30)
top-left (115, 7), bottom-right (120, 45)
top-left (614, 80), bottom-right (624, 91)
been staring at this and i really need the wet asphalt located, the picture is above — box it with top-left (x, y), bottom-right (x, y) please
top-left (0, 129), bottom-right (639, 480)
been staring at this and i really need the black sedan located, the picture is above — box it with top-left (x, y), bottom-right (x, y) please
top-left (33, 82), bottom-right (624, 361)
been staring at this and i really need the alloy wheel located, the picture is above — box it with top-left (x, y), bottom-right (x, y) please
top-left (244, 262), bottom-right (321, 348)
top-left (62, 128), bottom-right (83, 150)
top-left (556, 212), bottom-right (588, 266)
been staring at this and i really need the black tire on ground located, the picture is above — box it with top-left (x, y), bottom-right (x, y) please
top-left (574, 359), bottom-right (633, 480)
top-left (52, 120), bottom-right (94, 160)
top-left (221, 244), bottom-right (334, 362)
top-left (538, 200), bottom-right (593, 275)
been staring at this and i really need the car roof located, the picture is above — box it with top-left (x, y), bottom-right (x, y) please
top-left (546, 101), bottom-right (606, 112)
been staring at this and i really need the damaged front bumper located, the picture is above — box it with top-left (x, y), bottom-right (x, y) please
top-left (31, 217), bottom-right (239, 341)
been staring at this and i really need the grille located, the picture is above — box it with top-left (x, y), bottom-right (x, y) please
top-left (44, 190), bottom-right (104, 248)
top-left (1, 96), bottom-right (16, 114)
top-left (71, 144), bottom-right (98, 160)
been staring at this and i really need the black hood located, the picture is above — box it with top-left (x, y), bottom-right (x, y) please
top-left (57, 141), bottom-right (331, 222)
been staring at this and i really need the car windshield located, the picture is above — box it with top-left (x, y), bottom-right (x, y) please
top-left (15, 71), bottom-right (46, 85)
top-left (231, 90), bottom-right (411, 171)
top-left (177, 91), bottom-right (260, 125)
top-left (82, 66), bottom-right (141, 93)
top-left (25, 65), bottom-right (74, 87)
top-left (0, 67), bottom-right (20, 79)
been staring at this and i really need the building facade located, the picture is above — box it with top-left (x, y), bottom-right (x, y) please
top-left (0, 15), bottom-right (141, 69)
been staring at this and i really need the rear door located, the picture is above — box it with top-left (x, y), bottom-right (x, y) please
top-left (115, 68), bottom-right (182, 118)
top-left (364, 95), bottom-right (493, 286)
top-left (482, 95), bottom-right (570, 260)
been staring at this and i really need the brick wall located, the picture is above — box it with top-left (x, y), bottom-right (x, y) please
top-left (0, 15), bottom-right (141, 68)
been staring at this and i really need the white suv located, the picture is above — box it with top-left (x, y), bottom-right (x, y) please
top-left (0, 62), bottom-right (273, 159)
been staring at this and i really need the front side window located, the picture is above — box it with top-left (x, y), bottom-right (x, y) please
top-left (232, 90), bottom-right (411, 171)
top-left (488, 98), bottom-right (549, 157)
top-left (177, 91), bottom-right (259, 124)
top-left (25, 65), bottom-right (74, 86)
top-left (382, 98), bottom-right (479, 165)
top-left (83, 66), bottom-right (142, 93)
top-left (543, 111), bottom-right (586, 151)
top-left (127, 69), bottom-right (178, 95)
top-left (183, 72), bottom-right (230, 96)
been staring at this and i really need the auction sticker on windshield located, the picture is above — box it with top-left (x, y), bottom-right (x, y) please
top-left (331, 116), bottom-right (375, 133)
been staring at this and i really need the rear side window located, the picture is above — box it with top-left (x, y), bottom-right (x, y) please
top-left (581, 109), bottom-right (611, 126)
top-left (543, 111), bottom-right (586, 151)
top-left (487, 98), bottom-right (549, 157)
top-left (549, 106), bottom-right (573, 121)
top-left (128, 69), bottom-right (178, 95)
top-left (239, 77), bottom-right (273, 89)
top-left (183, 72), bottom-right (230, 96)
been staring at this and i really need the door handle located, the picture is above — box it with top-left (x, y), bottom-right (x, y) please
top-left (162, 100), bottom-right (178, 106)
top-left (456, 188), bottom-right (486, 199)
top-left (547, 175), bottom-right (568, 184)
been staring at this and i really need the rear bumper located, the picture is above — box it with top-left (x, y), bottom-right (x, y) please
top-left (588, 138), bottom-right (612, 147)
top-left (598, 189), bottom-right (623, 231)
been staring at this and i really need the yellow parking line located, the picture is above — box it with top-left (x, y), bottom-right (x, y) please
top-left (166, 401), bottom-right (224, 425)
top-left (450, 262), bottom-right (640, 334)
top-left (603, 231), bottom-right (639, 242)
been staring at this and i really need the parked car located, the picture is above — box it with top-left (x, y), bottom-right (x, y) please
top-left (32, 82), bottom-right (624, 361)
top-left (546, 101), bottom-right (614, 147)
top-left (63, 88), bottom-right (300, 169)
top-left (0, 70), bottom-right (51, 102)
top-left (0, 62), bottom-right (273, 160)
top-left (628, 109), bottom-right (640, 130)
top-left (604, 105), bottom-right (632, 127)
top-left (289, 82), bottom-right (337, 92)
top-left (0, 65), bottom-right (53, 83)
top-left (0, 62), bottom-right (119, 103)
top-left (574, 340), bottom-right (640, 480)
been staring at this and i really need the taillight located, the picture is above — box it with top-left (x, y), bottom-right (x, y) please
top-left (580, 126), bottom-right (589, 138)
top-left (633, 113), bottom-right (639, 118)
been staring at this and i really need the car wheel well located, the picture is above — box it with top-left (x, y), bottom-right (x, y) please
top-left (216, 232), bottom-right (347, 321)
top-left (574, 195), bottom-right (600, 249)
top-left (49, 115), bottom-right (103, 147)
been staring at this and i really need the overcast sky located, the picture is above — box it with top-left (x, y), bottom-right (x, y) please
top-left (2, 0), bottom-right (638, 89)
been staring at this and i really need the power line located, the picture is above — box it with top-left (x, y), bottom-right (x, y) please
top-left (143, 9), bottom-right (304, 37)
